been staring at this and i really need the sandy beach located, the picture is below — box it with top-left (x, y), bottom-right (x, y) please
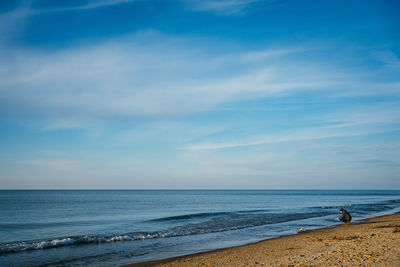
top-left (124, 213), bottom-right (400, 267)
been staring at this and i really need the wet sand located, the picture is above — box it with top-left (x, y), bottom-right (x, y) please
top-left (123, 212), bottom-right (400, 267)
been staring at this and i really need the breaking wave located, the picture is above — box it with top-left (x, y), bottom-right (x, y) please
top-left (2, 198), bottom-right (399, 255)
top-left (0, 210), bottom-right (331, 255)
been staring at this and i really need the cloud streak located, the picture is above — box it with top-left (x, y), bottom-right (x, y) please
top-left (0, 32), bottom-right (345, 128)
top-left (22, 0), bottom-right (135, 13)
top-left (184, 0), bottom-right (261, 15)
top-left (180, 125), bottom-right (388, 150)
top-left (181, 104), bottom-right (400, 150)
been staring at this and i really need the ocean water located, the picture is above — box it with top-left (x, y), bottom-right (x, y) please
top-left (1, 190), bottom-right (400, 267)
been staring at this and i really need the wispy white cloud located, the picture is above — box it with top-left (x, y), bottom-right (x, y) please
top-left (332, 82), bottom-right (400, 97)
top-left (184, 0), bottom-right (264, 15)
top-left (177, 139), bottom-right (400, 189)
top-left (0, 32), bottom-right (343, 128)
top-left (21, 159), bottom-right (93, 169)
top-left (180, 126), bottom-right (369, 150)
top-left (24, 0), bottom-right (135, 13)
top-left (3, 0), bottom-right (258, 16)
top-left (181, 104), bottom-right (400, 150)
top-left (111, 121), bottom-right (226, 145)
top-left (63, 0), bottom-right (135, 10)
top-left (371, 50), bottom-right (400, 70)
top-left (323, 102), bottom-right (400, 126)
top-left (0, 2), bottom-right (31, 42)
top-left (240, 48), bottom-right (299, 62)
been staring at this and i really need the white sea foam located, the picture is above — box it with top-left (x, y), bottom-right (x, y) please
top-left (0, 238), bottom-right (78, 254)
top-left (2, 197), bottom-right (399, 256)
top-left (35, 238), bottom-right (77, 249)
top-left (107, 235), bottom-right (131, 242)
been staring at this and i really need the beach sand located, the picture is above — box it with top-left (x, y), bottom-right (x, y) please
top-left (123, 213), bottom-right (400, 267)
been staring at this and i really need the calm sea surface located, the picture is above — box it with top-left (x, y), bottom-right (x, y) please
top-left (1, 190), bottom-right (400, 267)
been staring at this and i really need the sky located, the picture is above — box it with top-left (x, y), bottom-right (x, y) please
top-left (0, 0), bottom-right (399, 189)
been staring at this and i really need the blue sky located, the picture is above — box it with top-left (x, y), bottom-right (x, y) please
top-left (0, 0), bottom-right (399, 189)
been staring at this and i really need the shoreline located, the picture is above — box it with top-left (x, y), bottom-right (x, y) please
top-left (122, 212), bottom-right (400, 266)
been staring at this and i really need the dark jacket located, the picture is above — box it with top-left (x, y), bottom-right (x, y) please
top-left (339, 209), bottom-right (352, 222)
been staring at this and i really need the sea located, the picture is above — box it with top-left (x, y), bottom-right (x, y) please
top-left (1, 190), bottom-right (400, 267)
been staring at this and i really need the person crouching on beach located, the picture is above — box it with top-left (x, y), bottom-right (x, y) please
top-left (336, 208), bottom-right (352, 224)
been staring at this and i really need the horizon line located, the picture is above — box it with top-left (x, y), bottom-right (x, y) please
top-left (1, 188), bottom-right (399, 191)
